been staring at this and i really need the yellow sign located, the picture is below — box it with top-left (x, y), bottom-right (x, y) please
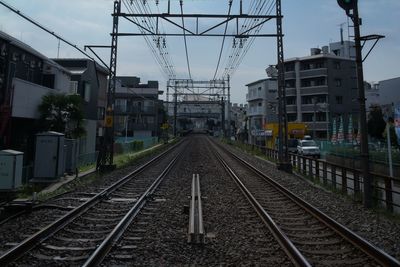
top-left (161, 123), bottom-right (170, 130)
top-left (105, 116), bottom-right (113, 128)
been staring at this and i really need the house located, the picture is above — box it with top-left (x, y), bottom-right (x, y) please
top-left (0, 31), bottom-right (71, 162)
top-left (53, 58), bottom-right (109, 155)
top-left (114, 76), bottom-right (164, 139)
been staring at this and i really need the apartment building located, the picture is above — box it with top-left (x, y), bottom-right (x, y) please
top-left (114, 76), bottom-right (164, 138)
top-left (284, 45), bottom-right (358, 139)
top-left (246, 78), bottom-right (278, 144)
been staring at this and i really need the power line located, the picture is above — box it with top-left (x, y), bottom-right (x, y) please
top-left (180, 0), bottom-right (192, 80)
top-left (212, 0), bottom-right (233, 80)
top-left (0, 0), bottom-right (94, 60)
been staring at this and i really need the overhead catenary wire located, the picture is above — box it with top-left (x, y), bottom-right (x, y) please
top-left (212, 0), bottom-right (233, 80)
top-left (0, 0), bottom-right (95, 61)
top-left (180, 0), bottom-right (192, 80)
top-left (123, 0), bottom-right (176, 79)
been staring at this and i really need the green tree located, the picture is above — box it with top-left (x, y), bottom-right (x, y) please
top-left (38, 93), bottom-right (86, 138)
top-left (367, 105), bottom-right (386, 140)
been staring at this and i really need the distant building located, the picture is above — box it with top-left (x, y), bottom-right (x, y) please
top-left (230, 103), bottom-right (247, 139)
top-left (114, 76), bottom-right (164, 138)
top-left (53, 59), bottom-right (109, 155)
top-left (245, 78), bottom-right (278, 145)
top-left (0, 31), bottom-right (71, 161)
top-left (284, 43), bottom-right (358, 139)
top-left (366, 77), bottom-right (400, 118)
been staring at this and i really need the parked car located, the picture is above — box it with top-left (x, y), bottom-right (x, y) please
top-left (297, 139), bottom-right (320, 158)
top-left (287, 138), bottom-right (299, 153)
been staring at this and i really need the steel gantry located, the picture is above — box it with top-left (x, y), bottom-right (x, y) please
top-left (95, 0), bottom-right (290, 172)
top-left (166, 78), bottom-right (230, 136)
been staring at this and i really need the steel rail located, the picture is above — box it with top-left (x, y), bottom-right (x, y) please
top-left (0, 140), bottom-right (184, 266)
top-left (82, 150), bottom-right (183, 267)
top-left (212, 147), bottom-right (311, 267)
top-left (214, 140), bottom-right (400, 267)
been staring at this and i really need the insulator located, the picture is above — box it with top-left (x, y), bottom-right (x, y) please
top-left (163, 38), bottom-right (166, 48)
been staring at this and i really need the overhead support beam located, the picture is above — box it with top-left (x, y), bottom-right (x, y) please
top-left (118, 13), bottom-right (280, 19)
top-left (113, 33), bottom-right (279, 38)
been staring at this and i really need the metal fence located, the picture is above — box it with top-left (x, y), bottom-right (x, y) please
top-left (77, 151), bottom-right (99, 169)
top-left (264, 146), bottom-right (400, 214)
top-left (114, 137), bottom-right (159, 155)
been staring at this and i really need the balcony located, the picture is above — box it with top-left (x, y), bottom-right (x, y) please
top-left (286, 105), bottom-right (297, 113)
top-left (299, 68), bottom-right (328, 78)
top-left (247, 91), bottom-right (266, 101)
top-left (285, 88), bottom-right (296, 96)
top-left (11, 78), bottom-right (58, 119)
top-left (300, 86), bottom-right (329, 95)
top-left (301, 104), bottom-right (328, 113)
top-left (115, 105), bottom-right (156, 115)
top-left (248, 106), bottom-right (265, 116)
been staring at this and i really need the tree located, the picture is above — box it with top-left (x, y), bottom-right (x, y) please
top-left (38, 93), bottom-right (86, 138)
top-left (367, 105), bottom-right (386, 140)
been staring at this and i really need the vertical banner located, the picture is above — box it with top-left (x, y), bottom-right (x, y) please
top-left (337, 115), bottom-right (344, 143)
top-left (331, 117), bottom-right (337, 144)
top-left (395, 102), bottom-right (400, 144)
top-left (347, 115), bottom-right (353, 143)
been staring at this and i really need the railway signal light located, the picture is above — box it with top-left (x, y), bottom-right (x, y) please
top-left (337, 0), bottom-right (357, 16)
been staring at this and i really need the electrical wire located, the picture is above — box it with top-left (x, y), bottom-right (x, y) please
top-left (180, 0), bottom-right (192, 80)
top-left (212, 0), bottom-right (233, 80)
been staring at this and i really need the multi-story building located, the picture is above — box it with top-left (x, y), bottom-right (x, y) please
top-left (53, 59), bottom-right (108, 155)
top-left (230, 103), bottom-right (247, 140)
top-left (366, 77), bottom-right (400, 118)
top-left (246, 78), bottom-right (278, 144)
top-left (284, 44), bottom-right (358, 139)
top-left (0, 31), bottom-right (71, 161)
top-left (114, 76), bottom-right (164, 138)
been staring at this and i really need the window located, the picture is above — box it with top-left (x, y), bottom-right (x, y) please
top-left (69, 81), bottom-right (78, 94)
top-left (258, 87), bottom-right (261, 91)
top-left (334, 62), bottom-right (341, 69)
top-left (285, 79), bottom-right (295, 88)
top-left (301, 79), bottom-right (311, 87)
top-left (84, 82), bottom-right (91, 102)
top-left (97, 107), bottom-right (105, 120)
top-left (258, 102), bottom-right (262, 107)
top-left (268, 89), bottom-right (277, 93)
top-left (332, 49), bottom-right (341, 56)
top-left (314, 61), bottom-right (325, 69)
top-left (285, 63), bottom-right (295, 72)
top-left (301, 96), bottom-right (313, 105)
top-left (316, 112), bottom-right (327, 121)
top-left (287, 113), bottom-right (297, 122)
top-left (335, 79), bottom-right (342, 87)
top-left (286, 96), bottom-right (296, 105)
top-left (302, 113), bottom-right (314, 122)
top-left (336, 96), bottom-right (343, 104)
top-left (315, 77), bottom-right (326, 86)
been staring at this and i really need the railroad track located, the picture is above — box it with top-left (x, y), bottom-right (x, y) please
top-left (0, 140), bottom-right (185, 266)
top-left (211, 138), bottom-right (400, 267)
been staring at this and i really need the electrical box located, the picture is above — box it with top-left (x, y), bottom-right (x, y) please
top-left (64, 139), bottom-right (78, 175)
top-left (0, 150), bottom-right (23, 190)
top-left (33, 131), bottom-right (65, 182)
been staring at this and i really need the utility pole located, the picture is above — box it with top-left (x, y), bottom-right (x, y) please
top-left (98, 0), bottom-right (120, 172)
top-left (275, 0), bottom-right (291, 172)
top-left (337, 0), bottom-right (371, 208)
top-left (227, 75), bottom-right (231, 138)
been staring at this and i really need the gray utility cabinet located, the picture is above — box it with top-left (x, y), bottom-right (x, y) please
top-left (0, 150), bottom-right (23, 190)
top-left (64, 139), bottom-right (78, 174)
top-left (33, 131), bottom-right (65, 182)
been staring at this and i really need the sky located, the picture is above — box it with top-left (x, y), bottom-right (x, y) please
top-left (0, 0), bottom-right (399, 104)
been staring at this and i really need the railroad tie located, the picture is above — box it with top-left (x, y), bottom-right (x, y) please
top-left (188, 174), bottom-right (205, 244)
